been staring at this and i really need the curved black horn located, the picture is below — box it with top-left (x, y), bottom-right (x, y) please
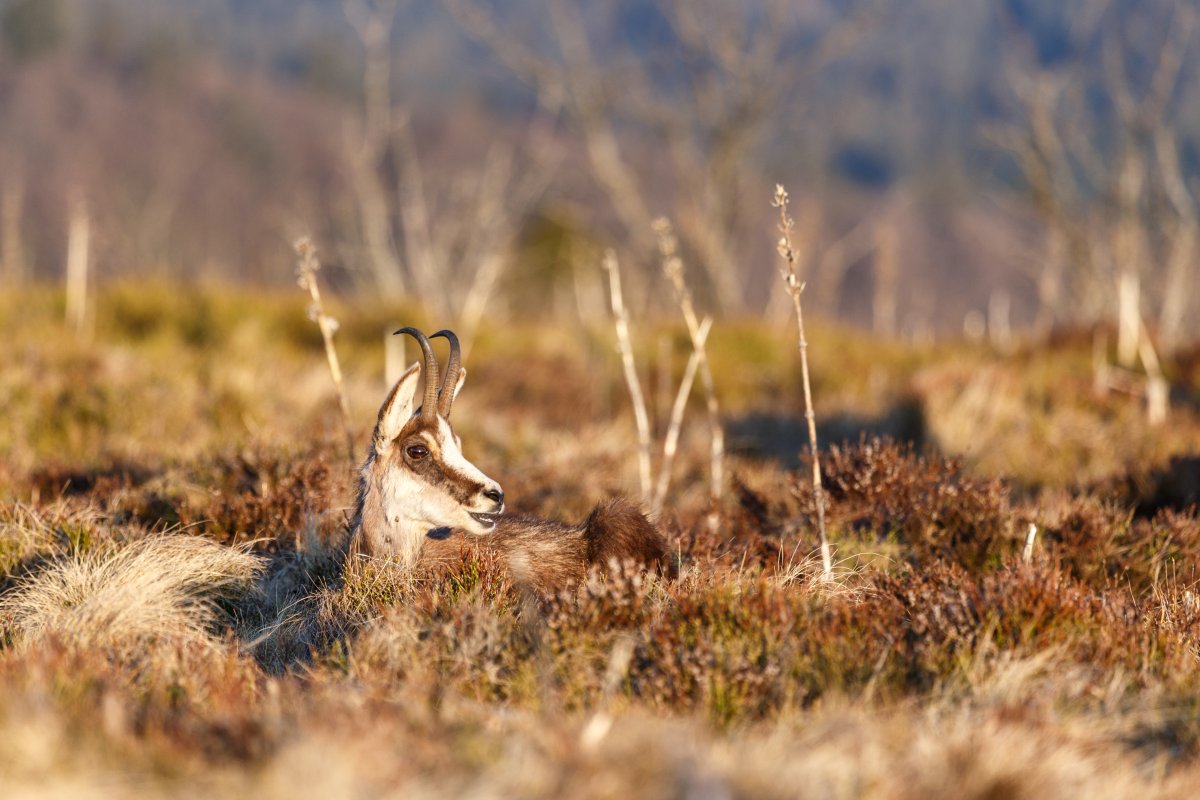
top-left (430, 330), bottom-right (462, 418)
top-left (393, 327), bottom-right (440, 421)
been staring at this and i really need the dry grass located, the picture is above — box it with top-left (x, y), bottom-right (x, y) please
top-left (1, 284), bottom-right (1200, 796)
top-left (1, 534), bottom-right (262, 662)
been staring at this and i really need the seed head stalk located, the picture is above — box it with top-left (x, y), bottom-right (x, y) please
top-left (773, 185), bottom-right (832, 581)
top-left (295, 237), bottom-right (355, 464)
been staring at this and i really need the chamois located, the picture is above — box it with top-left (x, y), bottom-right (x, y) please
top-left (350, 327), bottom-right (672, 594)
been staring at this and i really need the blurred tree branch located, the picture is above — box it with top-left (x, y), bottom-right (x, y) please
top-left (340, 0), bottom-right (555, 325)
top-left (448, 0), bottom-right (883, 314)
top-left (996, 0), bottom-right (1198, 350)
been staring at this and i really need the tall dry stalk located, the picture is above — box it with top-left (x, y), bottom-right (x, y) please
top-left (1138, 318), bottom-right (1168, 426)
top-left (602, 249), bottom-right (653, 502)
top-left (653, 217), bottom-right (724, 509)
top-left (605, 238), bottom-right (725, 515)
top-left (295, 237), bottom-right (355, 463)
top-left (64, 199), bottom-right (90, 337)
top-left (1092, 317), bottom-right (1169, 426)
top-left (773, 184), bottom-right (832, 581)
top-left (1022, 523), bottom-right (1038, 563)
top-left (652, 316), bottom-right (712, 516)
top-left (1117, 270), bottom-right (1140, 368)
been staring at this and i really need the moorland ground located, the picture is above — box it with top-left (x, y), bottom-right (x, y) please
top-left (2, 283), bottom-right (1200, 798)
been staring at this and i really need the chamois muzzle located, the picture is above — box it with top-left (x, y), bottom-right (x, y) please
top-left (469, 484), bottom-right (505, 529)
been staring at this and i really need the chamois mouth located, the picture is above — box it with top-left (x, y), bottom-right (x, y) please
top-left (469, 511), bottom-right (501, 529)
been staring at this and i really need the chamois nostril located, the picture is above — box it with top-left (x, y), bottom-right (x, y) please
top-left (483, 487), bottom-right (504, 507)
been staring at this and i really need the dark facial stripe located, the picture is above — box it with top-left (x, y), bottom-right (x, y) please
top-left (394, 419), bottom-right (487, 503)
top-left (424, 460), bottom-right (486, 504)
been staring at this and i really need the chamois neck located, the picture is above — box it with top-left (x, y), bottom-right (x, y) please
top-left (353, 450), bottom-right (430, 566)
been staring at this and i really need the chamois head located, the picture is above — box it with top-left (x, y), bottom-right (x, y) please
top-left (353, 327), bottom-right (504, 562)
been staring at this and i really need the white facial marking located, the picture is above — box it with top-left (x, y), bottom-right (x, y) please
top-left (370, 415), bottom-right (503, 563)
top-left (435, 420), bottom-right (496, 498)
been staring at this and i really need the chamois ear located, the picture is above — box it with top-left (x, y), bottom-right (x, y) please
top-left (375, 362), bottom-right (421, 450)
top-left (449, 367), bottom-right (467, 406)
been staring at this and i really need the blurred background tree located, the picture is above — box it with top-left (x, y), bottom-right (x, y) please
top-left (0, 0), bottom-right (1195, 341)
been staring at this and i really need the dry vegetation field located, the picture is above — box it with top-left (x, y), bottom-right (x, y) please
top-left (3, 283), bottom-right (1200, 798)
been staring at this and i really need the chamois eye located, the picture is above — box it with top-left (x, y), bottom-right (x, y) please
top-left (406, 444), bottom-right (429, 460)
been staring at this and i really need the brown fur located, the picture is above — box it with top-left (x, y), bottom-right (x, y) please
top-left (411, 499), bottom-right (674, 596)
top-left (583, 499), bottom-right (676, 577)
top-left (351, 403), bottom-right (494, 560)
top-left (349, 331), bottom-right (671, 590)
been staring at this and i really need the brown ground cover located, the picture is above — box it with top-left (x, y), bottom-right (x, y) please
top-left (2, 286), bottom-right (1200, 798)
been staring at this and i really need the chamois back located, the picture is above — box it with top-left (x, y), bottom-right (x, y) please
top-left (406, 499), bottom-right (672, 596)
top-left (583, 498), bottom-right (675, 579)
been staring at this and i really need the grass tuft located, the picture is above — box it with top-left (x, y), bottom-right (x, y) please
top-left (1, 534), bottom-right (262, 662)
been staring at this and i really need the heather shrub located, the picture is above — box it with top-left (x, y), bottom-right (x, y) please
top-left (819, 437), bottom-right (1016, 568)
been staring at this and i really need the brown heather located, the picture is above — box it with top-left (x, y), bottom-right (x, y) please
top-left (3, 286), bottom-right (1200, 796)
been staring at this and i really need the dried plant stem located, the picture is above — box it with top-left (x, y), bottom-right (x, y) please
top-left (773, 185), bottom-right (832, 581)
top-left (1092, 317), bottom-right (1169, 426)
top-left (65, 199), bottom-right (90, 337)
top-left (652, 316), bottom-right (712, 515)
top-left (1023, 523), bottom-right (1038, 563)
top-left (655, 333), bottom-right (673, 430)
top-left (1138, 318), bottom-right (1168, 426)
top-left (295, 237), bottom-right (355, 463)
top-left (654, 218), bottom-right (724, 508)
top-left (1117, 270), bottom-right (1140, 368)
top-left (602, 249), bottom-right (653, 502)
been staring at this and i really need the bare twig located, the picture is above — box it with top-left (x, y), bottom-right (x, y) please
top-left (295, 237), bottom-right (355, 463)
top-left (652, 316), bottom-right (712, 516)
top-left (1023, 523), bottom-right (1038, 563)
top-left (602, 249), bottom-right (653, 503)
top-left (654, 217), bottom-right (724, 508)
top-left (1138, 318), bottom-right (1168, 426)
top-left (655, 333), bottom-right (673, 431)
top-left (64, 197), bottom-right (90, 338)
top-left (773, 184), bottom-right (831, 581)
